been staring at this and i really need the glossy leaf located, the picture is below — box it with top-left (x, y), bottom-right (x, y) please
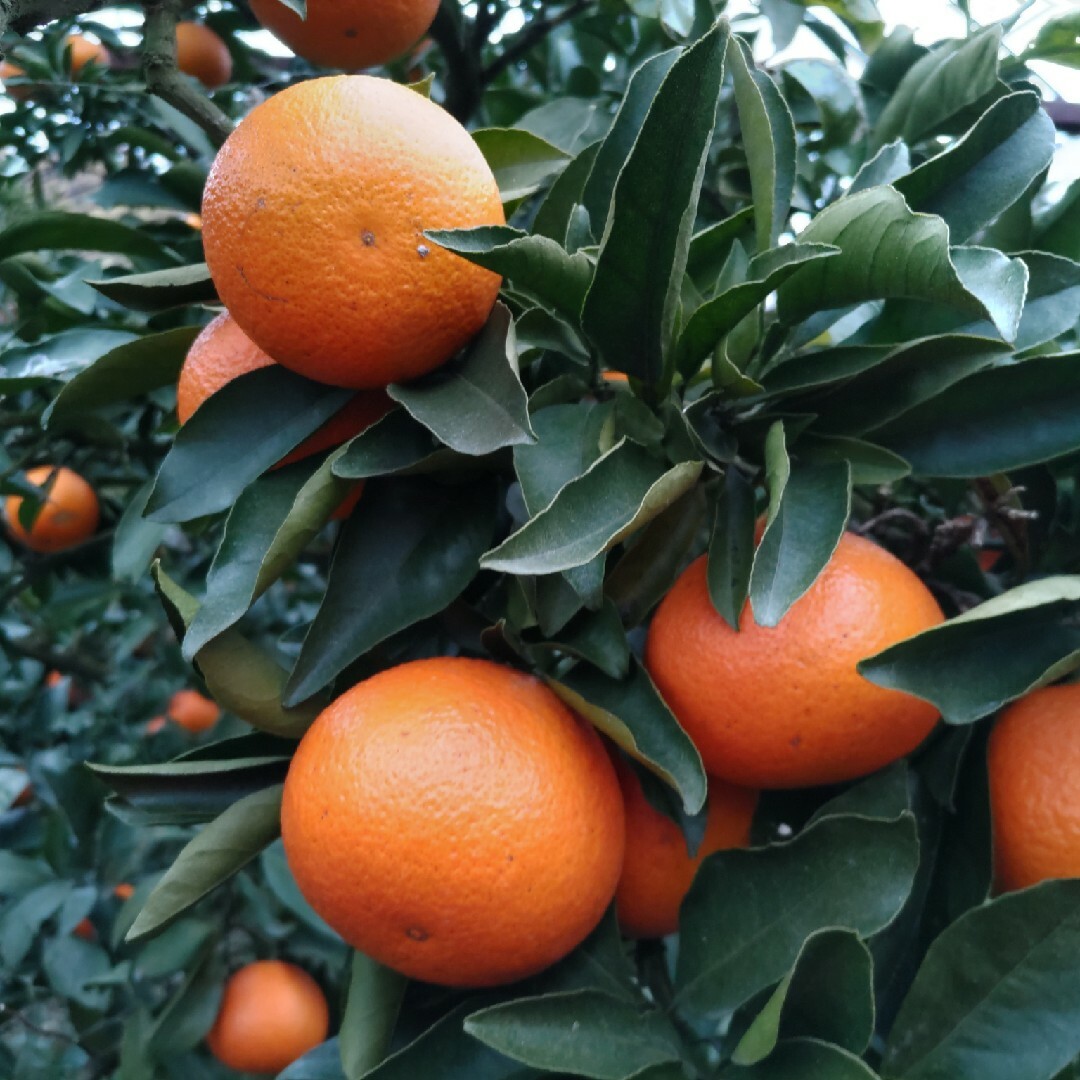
top-left (87, 263), bottom-right (216, 311)
top-left (333, 408), bottom-right (448, 480)
top-left (723, 1039), bottom-right (881, 1079)
top-left (339, 953), bottom-right (407, 1080)
top-left (0, 211), bottom-right (171, 262)
top-left (472, 127), bottom-right (569, 202)
top-left (707, 466), bottom-right (756, 629)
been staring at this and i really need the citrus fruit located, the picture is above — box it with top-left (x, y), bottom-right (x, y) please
top-left (4, 466), bottom-right (100, 554)
top-left (145, 716), bottom-right (167, 736)
top-left (614, 758), bottom-right (757, 938)
top-left (113, 883), bottom-right (135, 901)
top-left (282, 656), bottom-right (625, 987)
top-left (73, 917), bottom-right (95, 941)
top-left (989, 682), bottom-right (1080, 892)
top-left (177, 312), bottom-right (392, 468)
top-left (66, 34), bottom-right (110, 75)
top-left (175, 22), bottom-right (232, 89)
top-left (202, 74), bottom-right (504, 389)
top-left (249, 0), bottom-right (440, 71)
top-left (206, 960), bottom-right (329, 1074)
top-left (645, 532), bottom-right (944, 789)
top-left (0, 61), bottom-right (31, 100)
top-left (167, 689), bottom-right (220, 733)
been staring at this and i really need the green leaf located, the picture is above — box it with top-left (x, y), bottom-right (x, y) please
top-left (1021, 12), bottom-right (1080, 70)
top-left (339, 953), bottom-right (407, 1080)
top-left (883, 880), bottom-right (1080, 1080)
top-left (126, 784), bottom-right (283, 942)
top-left (112, 480), bottom-right (167, 584)
top-left (388, 304), bottom-right (535, 455)
top-left (675, 813), bottom-right (919, 1018)
top-left (677, 244), bottom-right (839, 375)
top-left (871, 26), bottom-right (1005, 149)
top-left (581, 21), bottom-right (729, 386)
top-left (549, 658), bottom-right (707, 814)
top-left (145, 367), bottom-right (352, 523)
top-left (182, 458), bottom-right (349, 659)
top-left (533, 142), bottom-right (602, 243)
top-left (148, 947), bottom-right (224, 1056)
top-left (775, 187), bottom-right (1026, 343)
top-left (707, 467), bottom-right (756, 629)
top-left (722, 1039), bottom-right (881, 1079)
top-left (279, 1039), bottom-right (347, 1080)
top-left (581, 49), bottom-right (680, 237)
top-left (483, 440), bottom-right (702, 575)
top-left (464, 990), bottom-right (681, 1080)
top-left (333, 408), bottom-right (448, 480)
top-left (728, 34), bottom-right (797, 253)
top-left (0, 882), bottom-right (72, 968)
top-left (0, 328), bottom-right (137, 391)
top-left (893, 92), bottom-right (1056, 243)
top-left (849, 139), bottom-right (911, 194)
top-left (751, 445), bottom-right (851, 626)
top-left (732, 929), bottom-right (874, 1065)
top-left (285, 478), bottom-right (496, 705)
top-left (472, 128), bottom-right (569, 202)
top-left (859, 577), bottom-right (1080, 724)
top-left (45, 326), bottom-right (200, 427)
top-left (0, 211), bottom-right (171, 262)
top-left (87, 263), bottom-right (216, 312)
top-left (530, 599), bottom-right (631, 679)
top-left (426, 225), bottom-right (592, 325)
top-left (873, 352), bottom-right (1080, 476)
top-left (42, 935), bottom-right (111, 1010)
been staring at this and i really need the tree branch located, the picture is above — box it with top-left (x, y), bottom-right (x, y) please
top-left (142, 0), bottom-right (233, 148)
top-left (0, 0), bottom-right (103, 46)
top-left (481, 0), bottom-right (594, 84)
top-left (430, 0), bottom-right (482, 123)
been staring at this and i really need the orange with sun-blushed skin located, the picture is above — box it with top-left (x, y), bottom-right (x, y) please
top-left (167, 689), bottom-right (220, 733)
top-left (202, 75), bottom-right (504, 389)
top-left (4, 467), bottom-right (99, 554)
top-left (645, 532), bottom-right (944, 789)
top-left (207, 961), bottom-right (329, 1074)
top-left (614, 757), bottom-right (757, 938)
top-left (66, 35), bottom-right (110, 75)
top-left (249, 0), bottom-right (440, 71)
top-left (175, 22), bottom-right (232, 89)
top-left (177, 312), bottom-right (392, 468)
top-left (989, 683), bottom-right (1080, 893)
top-left (282, 657), bottom-right (625, 987)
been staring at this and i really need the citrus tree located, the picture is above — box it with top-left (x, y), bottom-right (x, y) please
top-left (3, 1), bottom-right (1080, 1078)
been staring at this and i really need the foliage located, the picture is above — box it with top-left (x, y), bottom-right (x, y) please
top-left (3, 0), bottom-right (1080, 1078)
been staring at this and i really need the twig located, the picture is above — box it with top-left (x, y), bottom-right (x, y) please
top-left (430, 0), bottom-right (481, 123)
top-left (481, 0), bottom-right (594, 83)
top-left (0, 0), bottom-right (103, 44)
top-left (142, 0), bottom-right (234, 148)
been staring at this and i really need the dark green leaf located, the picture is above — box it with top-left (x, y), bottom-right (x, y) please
top-left (533, 142), bottom-right (602, 243)
top-left (148, 947), bottom-right (224, 1056)
top-left (0, 211), bottom-right (171, 262)
top-left (675, 814), bottom-right (919, 1018)
top-left (112, 480), bottom-right (167, 583)
top-left (0, 328), bottom-right (137, 391)
top-left (707, 467), bottom-right (756, 629)
top-left (333, 408), bottom-right (448, 480)
top-left (723, 1038), bottom-right (880, 1079)
top-left (339, 953), bottom-right (407, 1080)
top-left (1022, 13), bottom-right (1080, 70)
top-left (285, 478), bottom-right (496, 704)
top-left (860, 578), bottom-right (1080, 724)
top-left (473, 128), bottom-right (569, 202)
top-left (279, 1039), bottom-right (347, 1080)
top-left (87, 263), bottom-right (216, 312)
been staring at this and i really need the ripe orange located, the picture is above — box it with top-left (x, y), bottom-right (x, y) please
top-left (4, 466), bottom-right (100, 554)
top-left (175, 22), bottom-right (232, 89)
top-left (207, 960), bottom-right (329, 1074)
top-left (645, 532), bottom-right (944, 789)
top-left (249, 0), bottom-right (440, 71)
top-left (989, 683), bottom-right (1080, 892)
top-left (66, 34), bottom-right (110, 76)
top-left (73, 917), bottom-right (95, 941)
top-left (145, 716), bottom-right (167, 736)
top-left (113, 883), bottom-right (135, 901)
top-left (0, 61), bottom-right (31, 101)
top-left (177, 312), bottom-right (391, 470)
top-left (614, 758), bottom-right (757, 938)
top-left (167, 689), bottom-right (220, 733)
top-left (202, 75), bottom-right (504, 389)
top-left (282, 657), bottom-right (625, 987)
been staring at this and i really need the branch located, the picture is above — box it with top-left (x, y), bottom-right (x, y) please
top-left (481, 0), bottom-right (594, 84)
top-left (0, 0), bottom-right (104, 45)
top-left (142, 0), bottom-right (234, 148)
top-left (430, 0), bottom-right (482, 123)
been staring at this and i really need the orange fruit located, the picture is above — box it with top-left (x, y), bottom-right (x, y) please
top-left (44, 670), bottom-right (63, 688)
top-left (614, 758), bottom-right (757, 938)
top-left (175, 22), bottom-right (232, 89)
top-left (4, 466), bottom-right (100, 554)
top-left (645, 532), bottom-right (944, 789)
top-left (603, 371), bottom-right (629, 383)
top-left (145, 716), bottom-right (167, 736)
top-left (177, 312), bottom-right (391, 471)
top-left (113, 883), bottom-right (135, 901)
top-left (249, 0), bottom-right (440, 71)
top-left (207, 960), bottom-right (329, 1074)
top-left (73, 917), bottom-right (95, 941)
top-left (202, 74), bottom-right (504, 389)
top-left (167, 689), bottom-right (221, 733)
top-left (182, 212), bottom-right (202, 230)
top-left (282, 657), bottom-right (625, 987)
top-left (12, 775), bottom-right (32, 808)
top-left (0, 61), bottom-right (31, 101)
top-left (66, 34), bottom-right (110, 76)
top-left (989, 683), bottom-right (1080, 892)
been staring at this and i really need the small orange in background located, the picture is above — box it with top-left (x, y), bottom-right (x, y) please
top-left (614, 757), bottom-right (757, 939)
top-left (207, 960), bottom-right (329, 1074)
top-left (65, 34), bottom-right (110, 76)
top-left (282, 657), bottom-right (625, 987)
top-left (989, 682), bottom-right (1080, 893)
top-left (602, 371), bottom-right (630, 383)
top-left (177, 312), bottom-right (392, 469)
top-left (167, 689), bottom-right (220, 733)
top-left (175, 22), bottom-right (232, 89)
top-left (249, 0), bottom-right (441, 71)
top-left (12, 777), bottom-right (32, 808)
top-left (4, 466), bottom-right (100, 554)
top-left (113, 883), bottom-right (135, 901)
top-left (181, 212), bottom-right (202, 230)
top-left (145, 715), bottom-right (167, 736)
top-left (0, 61), bottom-right (32, 101)
top-left (73, 917), bottom-right (96, 941)
top-left (202, 75), bottom-right (504, 389)
top-left (645, 531), bottom-right (944, 789)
